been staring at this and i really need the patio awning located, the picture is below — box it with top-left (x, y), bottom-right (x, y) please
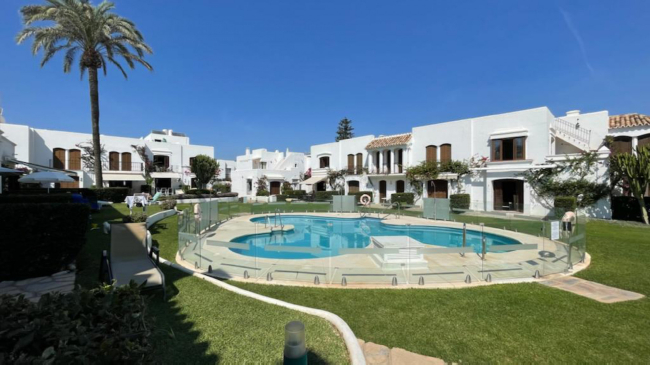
top-left (301, 175), bottom-right (326, 185)
top-left (103, 173), bottom-right (146, 182)
top-left (7, 159), bottom-right (77, 176)
top-left (264, 173), bottom-right (285, 180)
top-left (151, 172), bottom-right (179, 179)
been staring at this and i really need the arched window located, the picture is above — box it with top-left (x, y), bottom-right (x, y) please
top-left (109, 152), bottom-right (120, 171)
top-left (121, 152), bottom-right (132, 171)
top-left (426, 145), bottom-right (437, 163)
top-left (68, 149), bottom-right (81, 170)
top-left (356, 153), bottom-right (363, 174)
top-left (319, 156), bottom-right (330, 168)
top-left (440, 144), bottom-right (451, 163)
top-left (347, 154), bottom-right (354, 173)
top-left (52, 148), bottom-right (65, 169)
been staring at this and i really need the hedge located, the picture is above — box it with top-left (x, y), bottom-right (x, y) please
top-left (185, 189), bottom-right (213, 195)
top-left (391, 192), bottom-right (414, 205)
top-left (93, 187), bottom-right (129, 203)
top-left (213, 183), bottom-right (231, 193)
top-left (257, 190), bottom-right (270, 197)
top-left (554, 196), bottom-right (577, 212)
top-left (348, 191), bottom-right (373, 203)
top-left (284, 190), bottom-right (307, 198)
top-left (0, 194), bottom-right (72, 204)
top-left (0, 282), bottom-right (153, 363)
top-left (0, 203), bottom-right (89, 281)
top-left (314, 191), bottom-right (340, 201)
top-left (612, 196), bottom-right (650, 222)
top-left (450, 194), bottom-right (470, 210)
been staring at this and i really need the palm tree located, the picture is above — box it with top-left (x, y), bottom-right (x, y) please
top-left (16, 0), bottom-right (153, 187)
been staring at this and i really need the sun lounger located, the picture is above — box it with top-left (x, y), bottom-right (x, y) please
top-left (101, 223), bottom-right (166, 299)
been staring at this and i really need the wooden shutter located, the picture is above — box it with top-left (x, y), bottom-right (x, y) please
top-left (639, 135), bottom-right (650, 148)
top-left (121, 152), bottom-right (132, 171)
top-left (426, 146), bottom-right (437, 163)
top-left (53, 148), bottom-right (65, 169)
top-left (347, 154), bottom-right (354, 173)
top-left (59, 176), bottom-right (79, 189)
top-left (348, 181), bottom-right (359, 193)
top-left (440, 144), bottom-right (451, 163)
top-left (68, 149), bottom-right (81, 170)
top-left (109, 152), bottom-right (119, 171)
top-left (493, 180), bottom-right (503, 210)
top-left (396, 180), bottom-right (405, 193)
top-left (356, 153), bottom-right (363, 174)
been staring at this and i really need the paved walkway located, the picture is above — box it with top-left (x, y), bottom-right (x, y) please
top-left (540, 276), bottom-right (644, 303)
top-left (359, 339), bottom-right (445, 365)
top-left (0, 270), bottom-right (75, 302)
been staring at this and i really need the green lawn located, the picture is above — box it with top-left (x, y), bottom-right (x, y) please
top-left (77, 203), bottom-right (349, 364)
top-left (223, 219), bottom-right (650, 363)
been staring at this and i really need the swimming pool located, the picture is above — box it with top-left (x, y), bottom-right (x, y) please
top-left (229, 215), bottom-right (521, 259)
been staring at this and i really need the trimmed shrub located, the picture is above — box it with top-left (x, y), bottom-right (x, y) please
top-left (216, 192), bottom-right (238, 198)
top-left (612, 196), bottom-right (650, 222)
top-left (185, 189), bottom-right (213, 196)
top-left (0, 203), bottom-right (89, 281)
top-left (213, 183), bottom-right (231, 193)
top-left (123, 212), bottom-right (148, 223)
top-left (93, 187), bottom-right (129, 203)
top-left (257, 190), bottom-right (270, 197)
top-left (391, 192), bottom-right (414, 205)
top-left (0, 282), bottom-right (153, 363)
top-left (284, 190), bottom-right (307, 199)
top-left (349, 191), bottom-right (373, 203)
top-left (314, 191), bottom-right (340, 201)
top-left (450, 194), bottom-right (470, 210)
top-left (0, 194), bottom-right (72, 204)
top-left (554, 196), bottom-right (577, 212)
top-left (161, 199), bottom-right (177, 210)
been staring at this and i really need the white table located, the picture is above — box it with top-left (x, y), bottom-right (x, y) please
top-left (125, 195), bottom-right (149, 212)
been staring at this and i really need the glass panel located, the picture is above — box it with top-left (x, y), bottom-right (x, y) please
top-left (515, 137), bottom-right (525, 159)
top-left (492, 140), bottom-right (501, 160)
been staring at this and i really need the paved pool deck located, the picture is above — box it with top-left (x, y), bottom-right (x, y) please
top-left (176, 212), bottom-right (591, 289)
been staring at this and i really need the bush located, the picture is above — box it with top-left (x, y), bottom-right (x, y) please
top-left (284, 190), bottom-right (307, 199)
top-left (257, 190), bottom-right (270, 197)
top-left (213, 183), bottom-right (231, 193)
top-left (0, 194), bottom-right (72, 204)
top-left (450, 194), bottom-right (470, 210)
top-left (554, 196), bottom-right (577, 212)
top-left (123, 212), bottom-right (148, 223)
top-left (93, 187), bottom-right (129, 203)
top-left (216, 192), bottom-right (238, 198)
top-left (612, 196), bottom-right (650, 222)
top-left (314, 191), bottom-right (340, 201)
top-left (349, 191), bottom-right (373, 203)
top-left (185, 189), bottom-right (213, 195)
top-left (391, 192), bottom-right (414, 205)
top-left (161, 199), bottom-right (177, 210)
top-left (276, 195), bottom-right (287, 202)
top-left (0, 282), bottom-right (153, 363)
top-left (0, 203), bottom-right (89, 281)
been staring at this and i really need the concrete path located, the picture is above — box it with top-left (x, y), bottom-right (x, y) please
top-left (358, 339), bottom-right (445, 365)
top-left (0, 270), bottom-right (75, 302)
top-left (540, 276), bottom-right (644, 303)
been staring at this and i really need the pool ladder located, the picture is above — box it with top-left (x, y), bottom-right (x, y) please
top-left (265, 209), bottom-right (284, 231)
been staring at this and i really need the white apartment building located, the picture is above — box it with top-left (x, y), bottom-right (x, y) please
top-left (302, 107), bottom-right (634, 219)
top-left (216, 159), bottom-right (236, 182)
top-left (0, 121), bottom-right (214, 194)
top-left (231, 148), bottom-right (307, 197)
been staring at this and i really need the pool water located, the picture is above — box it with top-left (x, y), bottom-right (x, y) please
top-left (229, 215), bottom-right (521, 259)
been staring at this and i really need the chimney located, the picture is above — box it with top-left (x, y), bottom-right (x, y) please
top-left (566, 110), bottom-right (580, 117)
top-left (245, 148), bottom-right (250, 156)
top-left (167, 129), bottom-right (173, 136)
top-left (162, 129), bottom-right (167, 134)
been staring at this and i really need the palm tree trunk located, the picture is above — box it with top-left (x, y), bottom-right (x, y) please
top-left (88, 67), bottom-right (103, 187)
top-left (637, 196), bottom-right (649, 225)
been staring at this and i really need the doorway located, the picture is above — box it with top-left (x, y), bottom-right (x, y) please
top-left (379, 180), bottom-right (387, 201)
top-left (493, 179), bottom-right (524, 212)
top-left (270, 181), bottom-right (281, 195)
top-left (427, 180), bottom-right (448, 198)
top-left (348, 180), bottom-right (360, 193)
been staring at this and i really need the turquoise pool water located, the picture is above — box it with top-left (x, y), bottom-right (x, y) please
top-left (229, 215), bottom-right (521, 259)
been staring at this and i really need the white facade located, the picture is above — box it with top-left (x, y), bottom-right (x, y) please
top-left (303, 107), bottom-right (616, 219)
top-left (0, 123), bottom-right (214, 193)
top-left (231, 147), bottom-right (307, 197)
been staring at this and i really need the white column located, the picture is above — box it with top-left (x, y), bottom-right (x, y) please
top-left (64, 150), bottom-right (70, 170)
top-left (632, 137), bottom-right (639, 154)
top-left (368, 152), bottom-right (373, 173)
top-left (378, 151), bottom-right (384, 173)
top-left (391, 149), bottom-right (397, 174)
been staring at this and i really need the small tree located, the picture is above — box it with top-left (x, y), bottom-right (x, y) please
top-left (326, 169), bottom-right (347, 193)
top-left (282, 181), bottom-right (293, 193)
top-left (75, 141), bottom-right (106, 171)
top-left (335, 118), bottom-right (354, 142)
top-left (190, 155), bottom-right (219, 190)
top-left (256, 175), bottom-right (269, 196)
top-left (611, 146), bottom-right (650, 225)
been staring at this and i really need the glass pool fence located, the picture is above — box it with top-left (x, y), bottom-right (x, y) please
top-left (176, 199), bottom-right (587, 286)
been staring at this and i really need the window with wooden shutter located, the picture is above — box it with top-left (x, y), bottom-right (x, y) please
top-left (319, 156), bottom-right (330, 168)
top-left (493, 180), bottom-right (503, 210)
top-left (638, 134), bottom-right (650, 148)
top-left (440, 144), bottom-right (451, 163)
top-left (121, 152), bottom-right (132, 171)
top-left (347, 154), bottom-right (354, 173)
top-left (53, 148), bottom-right (65, 169)
top-left (356, 153), bottom-right (363, 174)
top-left (109, 152), bottom-right (120, 171)
top-left (426, 145), bottom-right (437, 163)
top-left (68, 149), bottom-right (81, 170)
top-left (611, 137), bottom-right (632, 155)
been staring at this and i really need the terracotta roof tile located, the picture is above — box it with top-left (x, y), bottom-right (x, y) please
top-left (366, 133), bottom-right (412, 149)
top-left (609, 114), bottom-right (650, 129)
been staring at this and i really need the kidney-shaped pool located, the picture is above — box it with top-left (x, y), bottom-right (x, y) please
top-left (228, 215), bottom-right (521, 259)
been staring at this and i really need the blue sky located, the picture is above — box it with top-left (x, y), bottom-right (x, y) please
top-left (1, 1), bottom-right (649, 159)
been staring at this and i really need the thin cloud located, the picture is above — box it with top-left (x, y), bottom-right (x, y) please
top-left (559, 7), bottom-right (594, 75)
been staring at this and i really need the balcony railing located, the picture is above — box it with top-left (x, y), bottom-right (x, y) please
top-left (103, 162), bottom-right (145, 172)
top-left (554, 117), bottom-right (591, 147)
top-left (367, 165), bottom-right (405, 175)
